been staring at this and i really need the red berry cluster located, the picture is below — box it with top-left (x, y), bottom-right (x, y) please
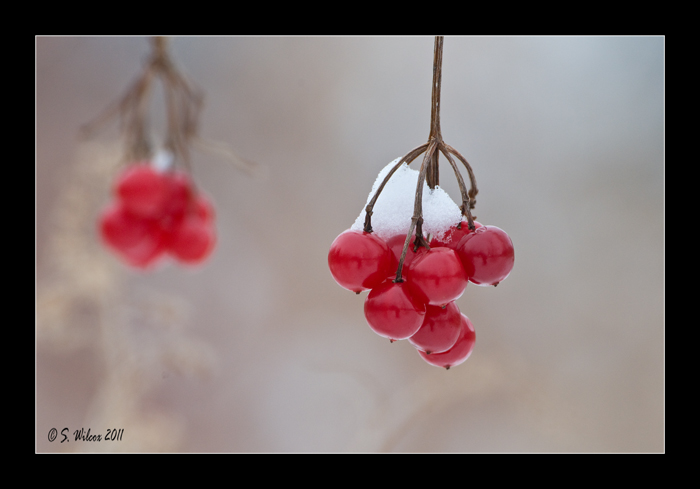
top-left (328, 220), bottom-right (514, 369)
top-left (99, 163), bottom-right (216, 269)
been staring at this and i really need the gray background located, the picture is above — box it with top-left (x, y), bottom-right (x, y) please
top-left (36, 36), bottom-right (664, 452)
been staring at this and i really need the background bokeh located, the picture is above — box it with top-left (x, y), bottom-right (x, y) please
top-left (36, 36), bottom-right (664, 452)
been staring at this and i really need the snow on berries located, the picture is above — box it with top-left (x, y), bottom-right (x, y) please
top-left (350, 159), bottom-right (462, 242)
top-left (99, 162), bottom-right (216, 269)
top-left (327, 36), bottom-right (515, 369)
top-left (327, 157), bottom-right (504, 369)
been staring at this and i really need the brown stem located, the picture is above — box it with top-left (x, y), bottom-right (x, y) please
top-left (439, 143), bottom-right (475, 229)
top-left (429, 36), bottom-right (444, 143)
top-left (151, 36), bottom-right (169, 62)
top-left (443, 143), bottom-right (479, 207)
top-left (160, 56), bottom-right (205, 173)
top-left (126, 71), bottom-right (154, 162)
top-left (81, 36), bottom-right (214, 173)
top-left (426, 148), bottom-right (440, 191)
top-left (366, 35), bottom-right (481, 281)
top-left (426, 36), bottom-right (444, 190)
top-left (394, 141), bottom-right (437, 282)
top-left (411, 142), bottom-right (437, 249)
top-left (163, 74), bottom-right (189, 170)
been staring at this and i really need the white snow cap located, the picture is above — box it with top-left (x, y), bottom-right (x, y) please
top-left (152, 149), bottom-right (174, 172)
top-left (351, 157), bottom-right (462, 241)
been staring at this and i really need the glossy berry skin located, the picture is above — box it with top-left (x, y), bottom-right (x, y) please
top-left (456, 225), bottom-right (514, 286)
top-left (328, 230), bottom-right (393, 293)
top-left (430, 220), bottom-right (482, 249)
top-left (385, 233), bottom-right (428, 272)
top-left (409, 301), bottom-right (462, 354)
top-left (418, 313), bottom-right (476, 369)
top-left (115, 164), bottom-right (171, 219)
top-left (364, 279), bottom-right (426, 341)
top-left (406, 247), bottom-right (468, 307)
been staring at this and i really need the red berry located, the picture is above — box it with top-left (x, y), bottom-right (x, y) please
top-left (156, 171), bottom-right (203, 243)
top-left (418, 313), bottom-right (476, 369)
top-left (364, 279), bottom-right (426, 341)
top-left (167, 212), bottom-right (216, 264)
top-left (408, 301), bottom-right (462, 354)
top-left (98, 202), bottom-right (166, 269)
top-left (406, 247), bottom-right (467, 307)
top-left (100, 201), bottom-right (153, 250)
top-left (158, 170), bottom-right (193, 231)
top-left (456, 225), bottom-right (514, 286)
top-left (328, 230), bottom-right (393, 293)
top-left (115, 164), bottom-right (170, 219)
top-left (194, 193), bottom-right (215, 222)
top-left (385, 232), bottom-right (428, 272)
top-left (430, 220), bottom-right (482, 249)
top-left (101, 164), bottom-right (218, 269)
top-left (119, 233), bottom-right (168, 269)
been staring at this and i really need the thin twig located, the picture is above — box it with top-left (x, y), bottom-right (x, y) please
top-left (81, 36), bottom-right (254, 176)
top-left (442, 143), bottom-right (478, 206)
top-left (394, 141), bottom-right (438, 282)
top-left (439, 144), bottom-right (475, 229)
top-left (191, 137), bottom-right (259, 176)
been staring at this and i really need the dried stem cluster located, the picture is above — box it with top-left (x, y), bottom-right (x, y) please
top-left (82, 37), bottom-right (256, 175)
top-left (81, 37), bottom-right (203, 170)
top-left (363, 37), bottom-right (480, 282)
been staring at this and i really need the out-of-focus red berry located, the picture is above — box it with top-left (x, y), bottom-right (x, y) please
top-left (115, 164), bottom-right (171, 219)
top-left (99, 202), bottom-right (166, 269)
top-left (167, 212), bottom-right (216, 264)
top-left (99, 163), bottom-right (217, 270)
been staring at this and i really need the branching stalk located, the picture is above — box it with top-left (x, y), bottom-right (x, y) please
top-left (363, 36), bottom-right (481, 280)
top-left (81, 36), bottom-right (253, 175)
top-left (443, 143), bottom-right (478, 205)
top-left (393, 141), bottom-right (437, 282)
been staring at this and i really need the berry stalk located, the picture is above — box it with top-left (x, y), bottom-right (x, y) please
top-left (81, 37), bottom-right (256, 176)
top-left (363, 36), bottom-right (481, 280)
top-left (426, 35), bottom-right (444, 190)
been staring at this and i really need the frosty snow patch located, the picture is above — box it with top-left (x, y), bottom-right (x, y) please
top-left (351, 158), bottom-right (462, 241)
